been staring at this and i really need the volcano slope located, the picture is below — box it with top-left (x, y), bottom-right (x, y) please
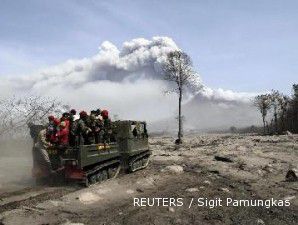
top-left (0, 134), bottom-right (297, 225)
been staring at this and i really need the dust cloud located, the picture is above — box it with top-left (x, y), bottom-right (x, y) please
top-left (0, 138), bottom-right (33, 194)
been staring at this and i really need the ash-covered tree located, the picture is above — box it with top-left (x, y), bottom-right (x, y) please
top-left (253, 94), bottom-right (271, 134)
top-left (0, 95), bottom-right (69, 139)
top-left (283, 84), bottom-right (298, 133)
top-left (163, 50), bottom-right (197, 144)
top-left (269, 90), bottom-right (282, 134)
top-left (291, 84), bottom-right (298, 132)
top-left (278, 94), bottom-right (290, 132)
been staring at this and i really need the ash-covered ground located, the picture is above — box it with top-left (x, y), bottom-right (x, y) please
top-left (0, 134), bottom-right (297, 225)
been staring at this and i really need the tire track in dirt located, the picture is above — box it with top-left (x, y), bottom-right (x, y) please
top-left (0, 186), bottom-right (79, 214)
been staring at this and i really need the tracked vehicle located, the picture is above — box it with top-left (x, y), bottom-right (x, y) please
top-left (30, 120), bottom-right (150, 186)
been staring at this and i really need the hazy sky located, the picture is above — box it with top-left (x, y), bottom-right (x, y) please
top-left (0, 0), bottom-right (297, 94)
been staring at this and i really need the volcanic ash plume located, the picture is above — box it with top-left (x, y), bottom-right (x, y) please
top-left (0, 36), bottom-right (259, 129)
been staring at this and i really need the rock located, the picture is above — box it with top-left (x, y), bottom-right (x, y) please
top-left (238, 163), bottom-right (246, 170)
top-left (62, 220), bottom-right (84, 225)
top-left (203, 180), bottom-right (211, 185)
top-left (136, 177), bottom-right (155, 186)
top-left (186, 187), bottom-right (199, 192)
top-left (262, 164), bottom-right (274, 173)
top-left (236, 146), bottom-right (246, 151)
top-left (286, 169), bottom-right (298, 182)
top-left (209, 169), bottom-right (220, 174)
top-left (283, 196), bottom-right (296, 201)
top-left (229, 184), bottom-right (235, 189)
top-left (256, 218), bottom-right (265, 225)
top-left (214, 155), bottom-right (233, 163)
top-left (136, 188), bottom-right (144, 193)
top-left (162, 165), bottom-right (184, 173)
top-left (285, 130), bottom-right (293, 136)
top-left (78, 192), bottom-right (102, 204)
top-left (219, 187), bottom-right (230, 193)
top-left (126, 189), bottom-right (135, 194)
top-left (175, 219), bottom-right (182, 224)
top-left (175, 139), bottom-right (182, 144)
top-left (257, 169), bottom-right (264, 175)
top-left (49, 200), bottom-right (62, 207)
top-left (168, 207), bottom-right (175, 212)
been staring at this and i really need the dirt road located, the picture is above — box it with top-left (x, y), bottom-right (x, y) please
top-left (0, 134), bottom-right (297, 225)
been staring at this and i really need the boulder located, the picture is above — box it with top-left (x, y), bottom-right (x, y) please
top-left (214, 155), bottom-right (233, 163)
top-left (286, 169), bottom-right (297, 182)
top-left (162, 165), bottom-right (184, 173)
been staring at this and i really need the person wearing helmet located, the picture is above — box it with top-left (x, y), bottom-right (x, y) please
top-left (77, 111), bottom-right (93, 144)
top-left (101, 110), bottom-right (112, 143)
top-left (70, 109), bottom-right (79, 121)
top-left (33, 128), bottom-right (53, 179)
top-left (90, 110), bottom-right (103, 144)
top-left (94, 108), bottom-right (102, 120)
top-left (60, 112), bottom-right (70, 130)
top-left (70, 109), bottom-right (76, 115)
top-left (46, 116), bottom-right (59, 144)
top-left (56, 121), bottom-right (69, 149)
top-left (69, 109), bottom-right (78, 147)
top-left (48, 115), bottom-right (55, 122)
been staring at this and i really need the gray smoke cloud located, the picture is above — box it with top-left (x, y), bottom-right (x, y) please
top-left (0, 36), bottom-right (260, 130)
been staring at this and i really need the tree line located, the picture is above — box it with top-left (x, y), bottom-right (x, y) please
top-left (254, 84), bottom-right (298, 135)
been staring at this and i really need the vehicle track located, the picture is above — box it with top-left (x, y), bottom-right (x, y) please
top-left (0, 186), bottom-right (79, 214)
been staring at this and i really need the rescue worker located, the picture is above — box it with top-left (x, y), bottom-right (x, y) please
top-left (46, 115), bottom-right (55, 142)
top-left (60, 112), bottom-right (70, 130)
top-left (95, 109), bottom-right (102, 120)
top-left (46, 117), bottom-right (60, 144)
top-left (77, 111), bottom-right (93, 145)
top-left (33, 128), bottom-right (53, 180)
top-left (101, 110), bottom-right (112, 143)
top-left (49, 118), bottom-right (60, 144)
top-left (69, 109), bottom-right (78, 147)
top-left (56, 121), bottom-right (69, 150)
top-left (48, 115), bottom-right (55, 122)
top-left (133, 126), bottom-right (139, 138)
top-left (70, 109), bottom-right (79, 121)
top-left (90, 110), bottom-right (103, 144)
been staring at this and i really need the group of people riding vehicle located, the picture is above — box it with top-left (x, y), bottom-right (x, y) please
top-left (29, 108), bottom-right (151, 183)
top-left (46, 108), bottom-right (113, 149)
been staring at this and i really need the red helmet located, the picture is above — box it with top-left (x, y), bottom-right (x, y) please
top-left (53, 118), bottom-right (60, 126)
top-left (101, 110), bottom-right (109, 118)
top-left (48, 115), bottom-right (55, 121)
top-left (79, 111), bottom-right (87, 117)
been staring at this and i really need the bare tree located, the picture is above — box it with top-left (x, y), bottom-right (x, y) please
top-left (278, 95), bottom-right (290, 132)
top-left (163, 50), bottom-right (197, 144)
top-left (253, 94), bottom-right (271, 134)
top-left (291, 84), bottom-right (298, 132)
top-left (0, 95), bottom-right (69, 139)
top-left (269, 90), bottom-right (282, 134)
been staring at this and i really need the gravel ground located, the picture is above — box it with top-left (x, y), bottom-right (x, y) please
top-left (0, 134), bottom-right (297, 225)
